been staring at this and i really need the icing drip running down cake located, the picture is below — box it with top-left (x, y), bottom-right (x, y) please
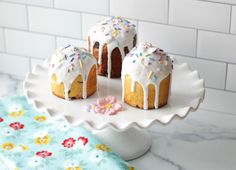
top-left (49, 45), bottom-right (97, 100)
top-left (122, 42), bottom-right (173, 110)
top-left (88, 16), bottom-right (136, 78)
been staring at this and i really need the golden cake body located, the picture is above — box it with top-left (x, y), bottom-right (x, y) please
top-left (49, 45), bottom-right (97, 100)
top-left (88, 16), bottom-right (137, 78)
top-left (122, 43), bottom-right (173, 110)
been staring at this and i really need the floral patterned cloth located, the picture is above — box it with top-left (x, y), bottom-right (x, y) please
top-left (0, 96), bottom-right (135, 170)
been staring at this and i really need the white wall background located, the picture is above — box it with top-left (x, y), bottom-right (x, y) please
top-left (0, 0), bottom-right (235, 93)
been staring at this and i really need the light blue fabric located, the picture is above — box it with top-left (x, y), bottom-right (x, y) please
top-left (0, 96), bottom-right (135, 170)
top-left (0, 158), bottom-right (8, 170)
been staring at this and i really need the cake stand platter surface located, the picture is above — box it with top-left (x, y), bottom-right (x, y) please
top-left (23, 62), bottom-right (205, 161)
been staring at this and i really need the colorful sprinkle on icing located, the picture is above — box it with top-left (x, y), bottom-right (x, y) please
top-left (79, 60), bottom-right (83, 68)
top-left (147, 71), bottom-right (153, 79)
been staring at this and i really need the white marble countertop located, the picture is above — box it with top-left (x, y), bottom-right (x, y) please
top-left (0, 73), bottom-right (236, 170)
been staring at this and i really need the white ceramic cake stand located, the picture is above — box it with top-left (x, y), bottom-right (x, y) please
top-left (23, 62), bottom-right (205, 160)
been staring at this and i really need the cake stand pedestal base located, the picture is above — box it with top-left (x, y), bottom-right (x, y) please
top-left (92, 127), bottom-right (151, 161)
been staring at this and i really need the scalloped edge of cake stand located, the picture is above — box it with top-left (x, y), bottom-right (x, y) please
top-left (23, 62), bottom-right (205, 160)
top-left (23, 62), bottom-right (205, 132)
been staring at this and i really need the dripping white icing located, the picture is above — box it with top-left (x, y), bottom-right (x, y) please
top-left (121, 42), bottom-right (173, 110)
top-left (88, 16), bottom-right (136, 78)
top-left (48, 45), bottom-right (96, 100)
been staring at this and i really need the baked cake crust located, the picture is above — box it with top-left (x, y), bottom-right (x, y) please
top-left (51, 65), bottom-right (97, 99)
top-left (123, 74), bottom-right (171, 109)
top-left (88, 36), bottom-right (136, 78)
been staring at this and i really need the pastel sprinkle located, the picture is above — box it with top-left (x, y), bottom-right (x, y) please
top-left (153, 75), bottom-right (158, 82)
top-left (147, 71), bottom-right (153, 79)
top-left (101, 27), bottom-right (105, 32)
top-left (149, 57), bottom-right (156, 61)
top-left (141, 57), bottom-right (144, 63)
top-left (69, 53), bottom-right (75, 57)
top-left (79, 60), bottom-right (83, 68)
top-left (82, 55), bottom-right (86, 60)
top-left (65, 45), bottom-right (71, 49)
top-left (74, 47), bottom-right (79, 51)
top-left (112, 29), bottom-right (120, 37)
top-left (124, 26), bottom-right (129, 31)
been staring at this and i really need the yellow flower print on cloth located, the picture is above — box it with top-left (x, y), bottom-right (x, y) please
top-left (34, 131), bottom-right (51, 145)
top-left (66, 167), bottom-right (81, 170)
top-left (89, 144), bottom-right (112, 164)
top-left (35, 135), bottom-right (51, 145)
top-left (18, 145), bottom-right (29, 151)
top-left (2, 142), bottom-right (15, 150)
top-left (64, 160), bottom-right (82, 170)
top-left (34, 116), bottom-right (47, 122)
top-left (8, 104), bottom-right (25, 118)
top-left (96, 144), bottom-right (112, 152)
top-left (128, 166), bottom-right (135, 170)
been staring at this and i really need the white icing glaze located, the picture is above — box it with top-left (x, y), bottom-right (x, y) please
top-left (121, 42), bottom-right (173, 110)
top-left (48, 45), bottom-right (96, 100)
top-left (88, 16), bottom-right (136, 78)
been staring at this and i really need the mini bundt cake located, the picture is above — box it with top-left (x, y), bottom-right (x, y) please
top-left (122, 42), bottom-right (173, 110)
top-left (49, 45), bottom-right (97, 100)
top-left (88, 16), bottom-right (136, 78)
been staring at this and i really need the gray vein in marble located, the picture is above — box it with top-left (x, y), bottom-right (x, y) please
top-left (149, 118), bottom-right (236, 143)
top-left (149, 151), bottom-right (185, 170)
top-left (0, 73), bottom-right (23, 97)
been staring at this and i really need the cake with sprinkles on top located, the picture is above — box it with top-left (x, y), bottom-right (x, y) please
top-left (49, 45), bottom-right (97, 100)
top-left (122, 42), bottom-right (173, 110)
top-left (88, 16), bottom-right (136, 78)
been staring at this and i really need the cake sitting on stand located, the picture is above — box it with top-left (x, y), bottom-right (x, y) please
top-left (88, 16), bottom-right (136, 78)
top-left (122, 42), bottom-right (173, 110)
top-left (49, 45), bottom-right (97, 100)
